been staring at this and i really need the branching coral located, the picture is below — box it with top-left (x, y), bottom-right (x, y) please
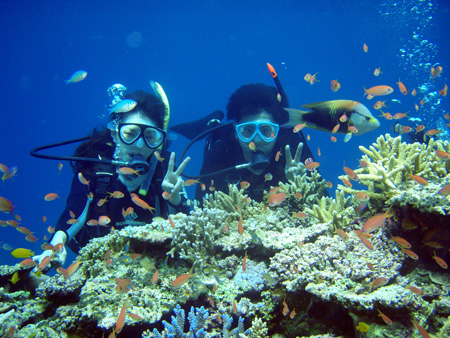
top-left (303, 190), bottom-right (354, 230)
top-left (203, 184), bottom-right (249, 216)
top-left (276, 171), bottom-right (328, 206)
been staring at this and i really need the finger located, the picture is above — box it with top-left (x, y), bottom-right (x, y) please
top-left (284, 145), bottom-right (293, 166)
top-left (173, 178), bottom-right (184, 194)
top-left (174, 156), bottom-right (191, 176)
top-left (167, 152), bottom-right (175, 174)
top-left (294, 142), bottom-right (304, 163)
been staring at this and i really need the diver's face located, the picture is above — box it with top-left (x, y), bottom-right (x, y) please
top-left (236, 111), bottom-right (278, 162)
top-left (111, 112), bottom-right (156, 163)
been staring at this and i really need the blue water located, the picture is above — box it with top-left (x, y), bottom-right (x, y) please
top-left (1, 0), bottom-right (449, 266)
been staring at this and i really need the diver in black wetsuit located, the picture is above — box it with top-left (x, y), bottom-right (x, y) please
top-left (32, 89), bottom-right (190, 267)
top-left (195, 83), bottom-right (315, 202)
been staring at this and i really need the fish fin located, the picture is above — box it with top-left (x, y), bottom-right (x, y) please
top-left (283, 108), bottom-right (309, 127)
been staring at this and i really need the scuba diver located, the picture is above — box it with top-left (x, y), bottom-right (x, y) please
top-left (172, 82), bottom-right (316, 203)
top-left (31, 85), bottom-right (190, 269)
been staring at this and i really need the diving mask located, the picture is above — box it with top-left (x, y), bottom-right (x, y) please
top-left (118, 123), bottom-right (166, 149)
top-left (235, 121), bottom-right (279, 143)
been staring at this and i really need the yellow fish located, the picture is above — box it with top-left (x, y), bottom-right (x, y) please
top-left (11, 248), bottom-right (35, 258)
top-left (9, 271), bottom-right (20, 284)
top-left (356, 322), bottom-right (370, 332)
top-left (65, 70), bottom-right (87, 84)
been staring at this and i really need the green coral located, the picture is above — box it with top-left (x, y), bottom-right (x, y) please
top-left (203, 184), bottom-right (249, 215)
top-left (276, 171), bottom-right (328, 206)
top-left (303, 190), bottom-right (354, 230)
top-left (338, 134), bottom-right (450, 213)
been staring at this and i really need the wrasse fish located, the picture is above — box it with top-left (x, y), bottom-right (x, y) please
top-left (109, 99), bottom-right (137, 114)
top-left (65, 70), bottom-right (87, 84)
top-left (172, 267), bottom-right (194, 288)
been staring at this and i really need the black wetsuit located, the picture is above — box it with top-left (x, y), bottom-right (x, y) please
top-left (55, 150), bottom-right (189, 254)
top-left (195, 124), bottom-right (315, 202)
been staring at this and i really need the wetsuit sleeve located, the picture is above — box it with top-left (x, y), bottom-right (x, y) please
top-left (54, 174), bottom-right (90, 236)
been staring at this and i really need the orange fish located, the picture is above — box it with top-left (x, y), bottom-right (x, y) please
top-left (184, 179), bottom-right (200, 186)
top-left (373, 100), bottom-right (388, 110)
top-left (115, 277), bottom-right (134, 294)
top-left (392, 112), bottom-right (409, 119)
top-left (44, 193), bottom-right (60, 201)
top-left (362, 213), bottom-right (387, 233)
top-left (354, 192), bottom-right (369, 202)
top-left (248, 141), bottom-right (256, 152)
top-left (431, 65), bottom-right (443, 77)
top-left (420, 98), bottom-right (426, 105)
top-left (391, 236), bottom-right (411, 249)
top-left (439, 84), bottom-right (448, 96)
top-left (435, 151), bottom-right (450, 161)
top-left (444, 114), bottom-right (450, 120)
top-left (57, 163), bottom-right (63, 174)
top-left (309, 72), bottom-right (319, 85)
top-left (307, 134), bottom-right (311, 141)
top-left (411, 319), bottom-right (431, 338)
top-left (367, 262), bottom-right (375, 271)
top-left (78, 172), bottom-right (90, 187)
top-left (98, 215), bottom-right (111, 226)
top-left (348, 126), bottom-right (358, 134)
top-left (117, 167), bottom-right (141, 175)
top-left (304, 162), bottom-right (320, 170)
top-left (162, 191), bottom-right (172, 200)
top-left (407, 286), bottom-right (424, 296)
top-left (336, 229), bottom-right (349, 240)
top-left (20, 258), bottom-right (37, 268)
top-left (425, 129), bottom-right (442, 136)
top-left (401, 248), bottom-right (419, 260)
top-left (275, 149), bottom-right (282, 161)
top-left (438, 185), bottom-right (450, 195)
top-left (363, 43), bottom-right (368, 53)
top-left (415, 125), bottom-right (425, 134)
top-left (127, 312), bottom-right (143, 321)
top-left (243, 251), bottom-right (247, 272)
top-left (432, 251), bottom-right (448, 269)
top-left (293, 212), bottom-right (308, 219)
top-left (304, 73), bottom-right (312, 82)
top-left (330, 136), bottom-right (337, 142)
top-left (153, 150), bottom-right (165, 162)
top-left (317, 147), bottom-right (321, 156)
top-left (331, 80), bottom-right (341, 92)
top-left (37, 255), bottom-right (52, 272)
top-left (25, 234), bottom-right (38, 242)
top-left (172, 267), bottom-right (194, 288)
top-left (289, 308), bottom-right (296, 319)
top-left (397, 78), bottom-right (408, 95)
top-left (370, 277), bottom-right (389, 289)
top-left (409, 175), bottom-right (428, 186)
top-left (364, 85), bottom-right (394, 97)
top-left (116, 302), bottom-right (128, 335)
top-left (208, 295), bottom-right (215, 307)
top-left (282, 300), bottom-right (289, 316)
top-left (293, 123), bottom-right (307, 133)
top-left (238, 215), bottom-right (244, 235)
top-left (342, 178), bottom-right (352, 188)
top-left (130, 193), bottom-right (155, 214)
top-left (343, 164), bottom-right (359, 180)
top-left (268, 192), bottom-right (286, 207)
top-left (332, 123), bottom-right (340, 133)
top-left (415, 104), bottom-right (419, 112)
top-left (108, 191), bottom-right (124, 199)
top-left (379, 111), bottom-right (393, 120)
top-left (378, 310), bottom-right (393, 325)
top-left (411, 88), bottom-right (417, 96)
top-left (240, 181), bottom-right (250, 190)
top-left (373, 67), bottom-right (382, 76)
top-left (233, 300), bottom-right (238, 314)
top-left (168, 216), bottom-right (175, 228)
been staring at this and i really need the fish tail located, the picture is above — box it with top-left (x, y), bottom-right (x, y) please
top-left (363, 87), bottom-right (368, 96)
top-left (283, 108), bottom-right (308, 127)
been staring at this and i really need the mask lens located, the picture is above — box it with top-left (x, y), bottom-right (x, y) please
top-left (144, 128), bottom-right (164, 148)
top-left (259, 123), bottom-right (277, 140)
top-left (119, 124), bottom-right (141, 144)
top-left (236, 123), bottom-right (257, 141)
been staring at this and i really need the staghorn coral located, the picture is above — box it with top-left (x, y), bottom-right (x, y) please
top-left (338, 134), bottom-right (450, 201)
top-left (203, 184), bottom-right (250, 216)
top-left (303, 190), bottom-right (355, 231)
top-left (276, 171), bottom-right (329, 206)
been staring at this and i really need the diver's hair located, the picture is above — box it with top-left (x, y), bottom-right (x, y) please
top-left (110, 90), bottom-right (165, 129)
top-left (226, 83), bottom-right (288, 125)
top-left (72, 128), bottom-right (115, 176)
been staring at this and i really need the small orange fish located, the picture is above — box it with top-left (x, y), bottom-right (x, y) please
top-left (42, 216), bottom-right (47, 223)
top-left (208, 295), bottom-right (215, 307)
top-left (152, 268), bottom-right (159, 284)
top-left (57, 163), bottom-right (63, 174)
top-left (240, 181), bottom-right (250, 190)
top-left (370, 277), bottom-right (389, 289)
top-left (19, 258), bottom-right (37, 268)
top-left (172, 267), bottom-right (194, 288)
top-left (411, 88), bottom-right (417, 96)
top-left (378, 310), bottom-right (393, 325)
top-left (420, 98), bottom-right (426, 105)
top-left (391, 236), bottom-right (411, 249)
top-left (431, 65), bottom-right (443, 77)
top-left (354, 192), bottom-right (369, 202)
top-left (432, 251), bottom-right (448, 269)
top-left (248, 141), bottom-right (256, 152)
top-left (25, 234), bottom-right (38, 242)
top-left (331, 80), bottom-right (341, 92)
top-left (127, 312), bottom-right (143, 321)
top-left (373, 100), bottom-right (387, 110)
top-left (397, 78), bottom-right (408, 95)
top-left (438, 185), bottom-right (450, 195)
top-left (415, 125), bottom-right (425, 134)
top-left (47, 226), bottom-right (56, 234)
top-left (332, 123), bottom-right (340, 133)
top-left (98, 215), bottom-right (111, 226)
top-left (153, 150), bottom-right (165, 162)
top-left (243, 251), bottom-right (247, 272)
top-left (379, 111), bottom-right (393, 120)
top-left (293, 123), bottom-right (307, 133)
top-left (317, 147), bottom-right (321, 156)
top-left (415, 104), bottom-right (419, 112)
top-left (362, 213), bottom-right (387, 233)
top-left (78, 172), bottom-right (90, 187)
top-left (373, 67), bottom-right (382, 76)
top-left (130, 193), bottom-right (155, 214)
top-left (336, 229), bottom-right (349, 240)
top-left (343, 164), bottom-right (359, 180)
top-left (66, 218), bottom-right (78, 225)
top-left (115, 277), bottom-right (134, 294)
top-left (363, 43), bottom-right (368, 53)
top-left (425, 129), bottom-right (442, 136)
top-left (401, 248), bottom-right (419, 260)
top-left (364, 85), bottom-right (394, 97)
top-left (407, 286), bottom-right (423, 295)
top-left (392, 112), bottom-right (409, 119)
top-left (44, 193), bottom-right (60, 201)
top-left (330, 136), bottom-right (337, 142)
top-left (367, 262), bottom-right (375, 271)
top-left (293, 192), bottom-right (303, 199)
top-left (289, 308), bottom-right (296, 319)
top-left (411, 319), bottom-right (431, 338)
top-left (326, 181), bottom-right (333, 188)
top-left (435, 151), bottom-right (450, 161)
top-left (162, 191), bottom-right (172, 200)
top-left (168, 216), bottom-right (175, 228)
top-left (304, 162), bottom-right (320, 170)
top-left (304, 73), bottom-right (312, 82)
top-left (37, 255), bottom-right (52, 272)
top-left (307, 134), bottom-right (311, 141)
top-left (117, 167), bottom-right (141, 175)
top-left (268, 192), bottom-right (286, 207)
top-left (116, 302), bottom-right (128, 335)
top-left (232, 300), bottom-right (238, 314)
top-left (339, 114), bottom-right (347, 122)
top-left (275, 149), bottom-right (282, 162)
top-left (97, 198), bottom-right (108, 207)
top-left (342, 178), bottom-right (352, 188)
top-left (238, 215), bottom-right (243, 235)
top-left (108, 191), bottom-right (125, 199)
top-left (293, 212), bottom-right (308, 219)
top-left (409, 174), bottom-right (428, 186)
top-left (282, 300), bottom-right (289, 316)
top-left (309, 72), bottom-right (319, 85)
top-left (184, 178), bottom-right (200, 186)
top-left (348, 126), bottom-right (358, 134)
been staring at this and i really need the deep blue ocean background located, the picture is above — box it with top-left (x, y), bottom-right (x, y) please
top-left (1, 0), bottom-right (449, 266)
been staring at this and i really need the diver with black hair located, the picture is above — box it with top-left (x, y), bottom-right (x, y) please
top-left (32, 86), bottom-right (190, 268)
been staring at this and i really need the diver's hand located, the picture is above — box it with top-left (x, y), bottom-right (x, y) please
top-left (285, 143), bottom-right (306, 181)
top-left (162, 152), bottom-right (191, 205)
top-left (32, 231), bottom-right (67, 272)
